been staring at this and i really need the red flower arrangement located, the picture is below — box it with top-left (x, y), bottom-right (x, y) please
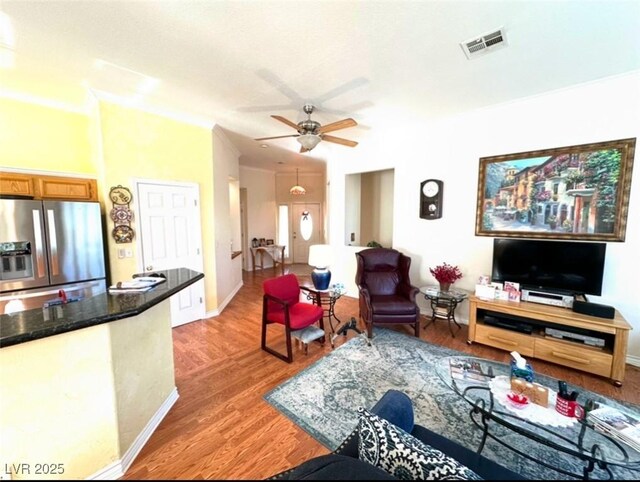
top-left (429, 262), bottom-right (462, 284)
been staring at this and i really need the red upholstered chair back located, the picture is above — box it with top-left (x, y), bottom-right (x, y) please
top-left (263, 274), bottom-right (301, 313)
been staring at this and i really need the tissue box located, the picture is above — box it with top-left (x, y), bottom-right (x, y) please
top-left (510, 359), bottom-right (534, 382)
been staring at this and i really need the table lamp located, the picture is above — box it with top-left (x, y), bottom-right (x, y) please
top-left (308, 244), bottom-right (333, 290)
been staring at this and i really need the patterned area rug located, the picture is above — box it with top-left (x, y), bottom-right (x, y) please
top-left (264, 328), bottom-right (640, 480)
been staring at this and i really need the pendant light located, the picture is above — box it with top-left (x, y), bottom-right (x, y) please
top-left (290, 168), bottom-right (306, 195)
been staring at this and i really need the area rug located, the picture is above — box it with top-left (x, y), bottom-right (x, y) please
top-left (264, 328), bottom-right (640, 480)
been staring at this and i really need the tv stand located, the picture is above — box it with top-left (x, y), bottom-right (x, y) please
top-left (468, 296), bottom-right (632, 386)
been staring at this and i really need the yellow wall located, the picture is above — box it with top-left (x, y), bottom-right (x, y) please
top-left (0, 95), bottom-right (218, 312)
top-left (109, 301), bottom-right (175, 452)
top-left (98, 101), bottom-right (217, 309)
top-left (0, 97), bottom-right (94, 174)
top-left (0, 300), bottom-right (176, 479)
top-left (0, 323), bottom-right (120, 479)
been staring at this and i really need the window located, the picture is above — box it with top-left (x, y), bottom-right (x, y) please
top-left (277, 205), bottom-right (289, 257)
top-left (300, 210), bottom-right (313, 241)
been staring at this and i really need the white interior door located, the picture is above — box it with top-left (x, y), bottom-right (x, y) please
top-left (292, 203), bottom-right (322, 263)
top-left (136, 180), bottom-right (205, 327)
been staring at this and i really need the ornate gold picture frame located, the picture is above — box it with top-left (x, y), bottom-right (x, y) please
top-left (475, 138), bottom-right (635, 242)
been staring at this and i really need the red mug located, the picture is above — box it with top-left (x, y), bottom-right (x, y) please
top-left (555, 396), bottom-right (584, 419)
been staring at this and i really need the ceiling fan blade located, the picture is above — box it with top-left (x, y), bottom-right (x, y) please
top-left (271, 115), bottom-right (300, 131)
top-left (317, 118), bottom-right (357, 134)
top-left (254, 134), bottom-right (298, 141)
top-left (322, 134), bottom-right (358, 147)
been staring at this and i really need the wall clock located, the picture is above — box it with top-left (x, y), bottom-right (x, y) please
top-left (420, 179), bottom-right (444, 220)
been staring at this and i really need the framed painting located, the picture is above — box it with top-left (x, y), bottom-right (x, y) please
top-left (475, 138), bottom-right (635, 242)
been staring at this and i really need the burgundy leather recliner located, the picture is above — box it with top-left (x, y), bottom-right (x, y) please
top-left (355, 248), bottom-right (420, 339)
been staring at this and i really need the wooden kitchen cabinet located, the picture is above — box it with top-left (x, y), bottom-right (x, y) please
top-left (0, 172), bottom-right (98, 201)
top-left (0, 172), bottom-right (35, 197)
top-left (34, 175), bottom-right (97, 201)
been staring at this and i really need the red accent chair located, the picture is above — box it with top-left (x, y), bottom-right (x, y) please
top-left (262, 273), bottom-right (325, 363)
top-left (355, 248), bottom-right (420, 339)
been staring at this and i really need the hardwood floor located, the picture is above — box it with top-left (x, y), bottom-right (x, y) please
top-left (123, 264), bottom-right (640, 480)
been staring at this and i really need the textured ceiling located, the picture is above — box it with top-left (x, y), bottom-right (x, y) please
top-left (2, 1), bottom-right (639, 172)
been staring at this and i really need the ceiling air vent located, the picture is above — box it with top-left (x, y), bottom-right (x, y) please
top-left (460, 28), bottom-right (507, 60)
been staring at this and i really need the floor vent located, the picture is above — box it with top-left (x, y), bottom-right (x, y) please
top-left (460, 28), bottom-right (507, 59)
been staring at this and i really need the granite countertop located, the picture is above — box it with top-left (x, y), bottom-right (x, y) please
top-left (0, 268), bottom-right (204, 348)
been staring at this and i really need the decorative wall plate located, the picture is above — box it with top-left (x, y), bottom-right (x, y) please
top-left (112, 224), bottom-right (134, 243)
top-left (109, 185), bottom-right (133, 205)
top-left (110, 205), bottom-right (133, 224)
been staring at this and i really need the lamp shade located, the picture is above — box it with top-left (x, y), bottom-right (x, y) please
top-left (308, 244), bottom-right (333, 268)
top-left (297, 134), bottom-right (322, 150)
top-left (290, 167), bottom-right (306, 195)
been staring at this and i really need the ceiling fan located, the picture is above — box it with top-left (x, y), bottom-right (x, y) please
top-left (255, 104), bottom-right (358, 153)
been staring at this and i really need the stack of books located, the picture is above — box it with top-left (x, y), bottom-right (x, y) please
top-left (587, 402), bottom-right (640, 452)
top-left (449, 358), bottom-right (495, 385)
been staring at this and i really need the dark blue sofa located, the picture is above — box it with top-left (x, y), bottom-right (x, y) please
top-left (269, 389), bottom-right (525, 480)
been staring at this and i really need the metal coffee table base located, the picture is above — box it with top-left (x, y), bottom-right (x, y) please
top-left (464, 386), bottom-right (633, 480)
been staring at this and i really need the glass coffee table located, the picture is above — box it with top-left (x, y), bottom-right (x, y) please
top-left (436, 355), bottom-right (640, 479)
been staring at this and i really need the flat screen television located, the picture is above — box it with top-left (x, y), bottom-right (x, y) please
top-left (491, 239), bottom-right (606, 296)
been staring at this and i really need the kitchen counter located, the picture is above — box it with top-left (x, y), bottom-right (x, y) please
top-left (0, 267), bottom-right (203, 348)
top-left (0, 267), bottom-right (203, 479)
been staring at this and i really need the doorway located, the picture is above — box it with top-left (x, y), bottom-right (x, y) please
top-left (292, 202), bottom-right (322, 263)
top-left (134, 179), bottom-right (206, 327)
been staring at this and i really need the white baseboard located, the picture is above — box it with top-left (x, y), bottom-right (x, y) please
top-left (87, 387), bottom-right (179, 480)
top-left (206, 281), bottom-right (243, 317)
top-left (627, 354), bottom-right (640, 368)
top-left (87, 460), bottom-right (123, 481)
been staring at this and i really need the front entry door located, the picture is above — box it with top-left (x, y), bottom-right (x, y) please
top-left (136, 180), bottom-right (205, 327)
top-left (292, 203), bottom-right (322, 264)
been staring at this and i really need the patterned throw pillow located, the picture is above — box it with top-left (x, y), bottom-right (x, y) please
top-left (357, 408), bottom-right (483, 480)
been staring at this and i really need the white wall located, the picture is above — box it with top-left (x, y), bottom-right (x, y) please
top-left (329, 71), bottom-right (640, 360)
top-left (240, 166), bottom-right (277, 270)
top-left (212, 126), bottom-right (243, 314)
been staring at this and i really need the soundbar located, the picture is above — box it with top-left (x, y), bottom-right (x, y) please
top-left (572, 300), bottom-right (615, 319)
top-left (521, 288), bottom-right (574, 308)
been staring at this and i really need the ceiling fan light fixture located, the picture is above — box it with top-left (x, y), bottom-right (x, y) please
top-left (290, 168), bottom-right (306, 195)
top-left (297, 133), bottom-right (321, 151)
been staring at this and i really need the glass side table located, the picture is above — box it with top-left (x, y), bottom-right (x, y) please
top-left (420, 285), bottom-right (469, 337)
top-left (302, 283), bottom-right (347, 347)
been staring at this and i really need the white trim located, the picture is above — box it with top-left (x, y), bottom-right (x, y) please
top-left (86, 460), bottom-right (123, 481)
top-left (92, 89), bottom-right (215, 129)
top-left (205, 280), bottom-right (243, 317)
top-left (627, 354), bottom-right (640, 368)
top-left (213, 126), bottom-right (241, 158)
top-left (120, 387), bottom-right (179, 473)
top-left (275, 171), bottom-right (324, 177)
top-left (0, 88), bottom-right (88, 114)
top-left (0, 166), bottom-right (96, 179)
top-left (239, 165), bottom-right (277, 174)
top-left (86, 387), bottom-right (179, 480)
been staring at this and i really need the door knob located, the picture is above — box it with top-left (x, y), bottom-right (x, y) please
top-left (146, 265), bottom-right (153, 271)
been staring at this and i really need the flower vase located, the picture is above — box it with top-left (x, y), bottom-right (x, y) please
top-left (439, 282), bottom-right (451, 292)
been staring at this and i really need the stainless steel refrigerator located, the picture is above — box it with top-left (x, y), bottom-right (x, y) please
top-left (0, 199), bottom-right (107, 314)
